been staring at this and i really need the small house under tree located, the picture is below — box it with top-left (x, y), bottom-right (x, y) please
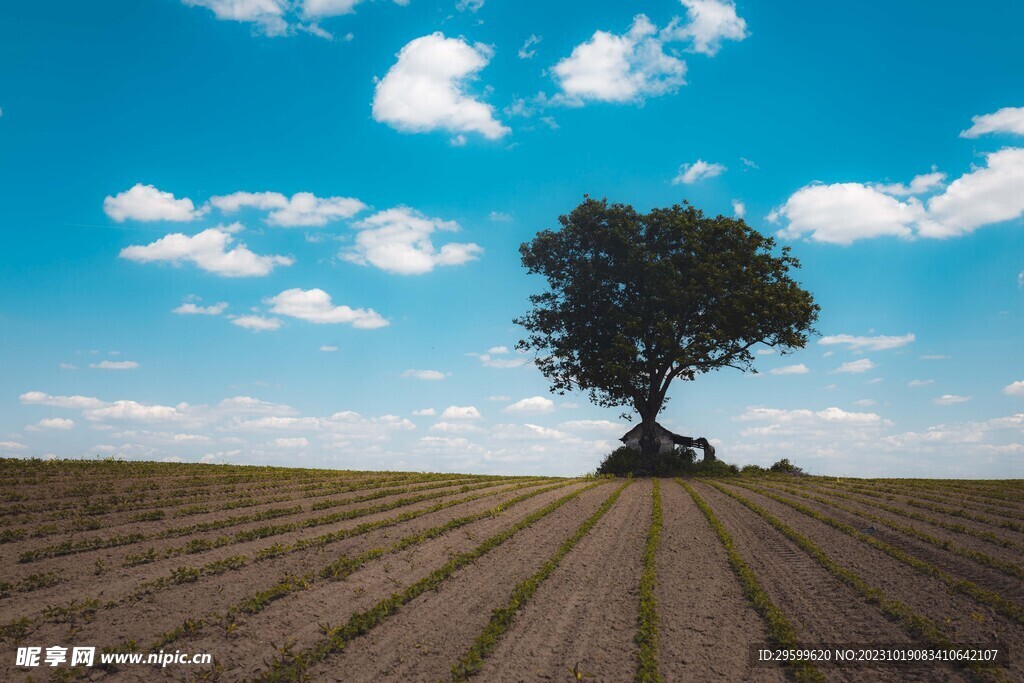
top-left (620, 422), bottom-right (716, 461)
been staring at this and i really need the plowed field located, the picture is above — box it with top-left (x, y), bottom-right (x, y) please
top-left (1, 459), bottom-right (1021, 681)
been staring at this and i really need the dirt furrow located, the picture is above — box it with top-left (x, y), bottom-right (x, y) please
top-left (463, 480), bottom-right (650, 682)
top-left (654, 480), bottom-right (786, 681)
top-left (712, 482), bottom-right (1021, 680)
top-left (164, 482), bottom-right (612, 682)
top-left (747, 481), bottom-right (1024, 601)
top-left (691, 481), bottom-right (948, 683)
top-left (0, 481), bottom-right (545, 631)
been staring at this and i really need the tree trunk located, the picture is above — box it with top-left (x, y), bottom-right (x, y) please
top-left (638, 413), bottom-right (660, 476)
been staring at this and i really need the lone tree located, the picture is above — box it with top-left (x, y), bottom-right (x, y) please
top-left (515, 197), bottom-right (819, 473)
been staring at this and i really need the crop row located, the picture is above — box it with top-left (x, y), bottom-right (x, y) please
top-left (786, 481), bottom-right (1020, 550)
top-left (726, 481), bottom-right (1024, 625)
top-left (707, 481), bottom-right (1005, 682)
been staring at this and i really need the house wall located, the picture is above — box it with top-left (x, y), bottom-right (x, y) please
top-left (622, 436), bottom-right (676, 454)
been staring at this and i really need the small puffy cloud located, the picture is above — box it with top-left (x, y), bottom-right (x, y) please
top-left (174, 299), bottom-right (228, 315)
top-left (104, 183), bottom-right (203, 222)
top-left (853, 399), bottom-right (876, 407)
top-left (120, 226), bottom-right (293, 277)
top-left (319, 345), bottom-right (338, 352)
top-left (90, 360), bottom-right (140, 370)
top-left (209, 191), bottom-right (365, 227)
top-left (770, 363), bottom-right (809, 375)
top-left (230, 315), bottom-right (282, 331)
top-left (874, 171), bottom-right (947, 197)
top-left (732, 199), bottom-right (746, 218)
top-left (665, 0), bottom-right (749, 56)
top-left (0, 441), bottom-right (28, 451)
top-left (343, 207), bottom-right (481, 275)
top-left (402, 369), bottom-right (447, 380)
top-left (1018, 271), bottom-right (1023, 288)
top-left (834, 358), bottom-right (875, 374)
top-left (673, 159), bottom-right (726, 185)
top-left (552, 15), bottom-right (686, 104)
top-left (819, 333), bottom-right (915, 352)
top-left (441, 405), bottom-right (481, 420)
top-left (412, 408), bottom-right (436, 416)
top-left (455, 0), bottom-right (483, 11)
top-left (266, 288), bottom-right (388, 329)
top-left (559, 419), bottom-right (622, 433)
top-left (35, 418), bottom-right (75, 430)
top-left (429, 421), bottom-right (483, 434)
top-left (488, 211), bottom-right (513, 222)
top-left (772, 148), bottom-right (1024, 244)
top-left (373, 33), bottom-right (509, 140)
top-left (59, 363), bottom-right (78, 370)
top-left (907, 379), bottom-right (934, 388)
top-left (487, 395), bottom-right (511, 401)
top-left (469, 347), bottom-right (527, 368)
top-left (934, 394), bottom-right (971, 405)
top-left (1002, 381), bottom-right (1024, 397)
top-left (518, 34), bottom-right (541, 59)
top-left (960, 106), bottom-right (1024, 138)
top-left (920, 354), bottom-right (949, 361)
top-left (20, 391), bottom-right (106, 409)
top-left (503, 396), bottom-right (555, 414)
top-left (272, 437), bottom-right (308, 448)
top-left (738, 406), bottom-right (888, 426)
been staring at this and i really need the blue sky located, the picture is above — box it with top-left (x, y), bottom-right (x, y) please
top-left (1, 0), bottom-right (1022, 477)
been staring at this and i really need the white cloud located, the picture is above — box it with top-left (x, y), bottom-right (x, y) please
top-left (104, 183), bottom-right (203, 222)
top-left (518, 34), bottom-right (541, 59)
top-left (120, 225), bottom-right (293, 277)
top-left (934, 394), bottom-right (971, 405)
top-left (343, 207), bottom-right (481, 275)
top-left (552, 15), bottom-right (686, 104)
top-left (59, 363), bottom-right (78, 370)
top-left (441, 405), bottom-right (481, 420)
top-left (665, 0), bottom-right (749, 56)
top-left (174, 299), bottom-right (228, 315)
top-left (455, 0), bottom-right (483, 12)
top-left (673, 159), bottom-right (726, 185)
top-left (266, 288), bottom-right (388, 329)
top-left (853, 399), bottom-right (876, 407)
top-left (770, 183), bottom-right (922, 245)
top-left (960, 106), bottom-right (1024, 138)
top-left (772, 148), bottom-right (1024, 244)
top-left (874, 171), bottom-right (947, 197)
top-left (0, 441), bottom-right (28, 451)
top-left (35, 418), bottom-right (75, 430)
top-left (429, 421), bottom-right (483, 434)
top-left (1019, 271), bottom-right (1023, 288)
top-left (834, 358), bottom-right (875, 374)
top-left (732, 199), bottom-right (746, 218)
top-left (402, 369), bottom-right (447, 380)
top-left (372, 33), bottom-right (509, 140)
top-left (231, 315), bottom-right (282, 331)
top-left (90, 360), bottom-right (140, 370)
top-left (738, 406), bottom-right (889, 427)
top-left (319, 345), bottom-right (338, 352)
top-left (20, 391), bottom-right (107, 409)
top-left (770, 363), bottom-right (809, 375)
top-left (558, 419), bottom-right (623, 433)
top-left (209, 191), bottom-right (365, 227)
top-left (921, 148), bottom-right (1024, 238)
top-left (488, 211), bottom-right (513, 222)
top-left (412, 408), bottom-right (436, 416)
top-left (818, 333), bottom-right (915, 352)
top-left (469, 347), bottom-right (527, 368)
top-left (85, 400), bottom-right (185, 422)
top-left (272, 437), bottom-right (309, 448)
top-left (920, 354), bottom-right (949, 360)
top-left (756, 348), bottom-right (775, 356)
top-left (1002, 381), bottom-right (1024, 397)
top-left (907, 379), bottom-right (934, 388)
top-left (503, 396), bottom-right (555, 414)
top-left (487, 395), bottom-right (511, 401)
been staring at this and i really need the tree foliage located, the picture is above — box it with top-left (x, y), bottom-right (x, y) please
top-left (515, 197), bottom-right (819, 464)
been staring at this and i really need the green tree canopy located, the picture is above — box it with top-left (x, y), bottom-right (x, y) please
top-left (515, 197), bottom-right (819, 470)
